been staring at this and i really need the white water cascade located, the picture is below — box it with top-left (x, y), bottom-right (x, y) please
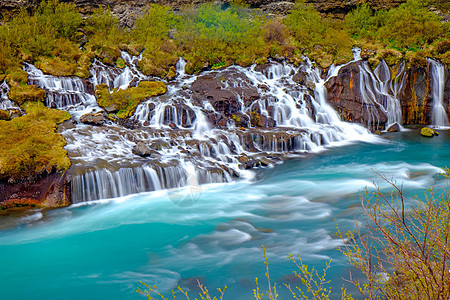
top-left (357, 60), bottom-right (405, 130)
top-left (0, 81), bottom-right (19, 110)
top-left (24, 63), bottom-right (98, 120)
top-left (428, 59), bottom-right (448, 127)
top-left (23, 54), bottom-right (379, 203)
top-left (90, 51), bottom-right (148, 90)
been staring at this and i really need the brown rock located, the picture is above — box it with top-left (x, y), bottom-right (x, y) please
top-left (80, 111), bottom-right (107, 125)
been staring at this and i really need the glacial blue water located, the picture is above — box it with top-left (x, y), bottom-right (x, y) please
top-left (0, 130), bottom-right (449, 300)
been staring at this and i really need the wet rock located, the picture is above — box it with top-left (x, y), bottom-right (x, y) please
top-left (258, 84), bottom-right (270, 91)
top-left (104, 103), bottom-right (119, 113)
top-left (420, 127), bottom-right (439, 137)
top-left (117, 118), bottom-right (141, 129)
top-left (305, 80), bottom-right (316, 91)
top-left (168, 122), bottom-right (177, 129)
top-left (190, 69), bottom-right (260, 115)
top-left (0, 171), bottom-right (71, 210)
top-left (80, 112), bottom-right (107, 125)
top-left (132, 142), bottom-right (155, 157)
top-left (150, 139), bottom-right (170, 150)
top-left (325, 61), bottom-right (388, 130)
top-left (292, 70), bottom-right (307, 84)
top-left (387, 123), bottom-right (401, 132)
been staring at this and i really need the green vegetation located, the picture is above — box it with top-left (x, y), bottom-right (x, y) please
top-left (0, 0), bottom-right (448, 79)
top-left (0, 102), bottom-right (70, 182)
top-left (95, 81), bottom-right (167, 119)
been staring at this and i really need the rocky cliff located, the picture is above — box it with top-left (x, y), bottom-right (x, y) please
top-left (326, 60), bottom-right (450, 129)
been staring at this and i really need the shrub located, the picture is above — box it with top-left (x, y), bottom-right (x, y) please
top-left (38, 0), bottom-right (82, 39)
top-left (0, 102), bottom-right (70, 182)
top-left (339, 171), bottom-right (450, 299)
top-left (377, 0), bottom-right (444, 49)
top-left (344, 4), bottom-right (374, 38)
top-left (132, 4), bottom-right (180, 42)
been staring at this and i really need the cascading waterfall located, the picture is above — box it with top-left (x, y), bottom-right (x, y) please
top-left (0, 81), bottom-right (19, 110)
top-left (23, 53), bottom-right (379, 203)
top-left (428, 58), bottom-right (448, 127)
top-left (90, 51), bottom-right (148, 90)
top-left (24, 63), bottom-right (98, 120)
top-left (357, 60), bottom-right (405, 130)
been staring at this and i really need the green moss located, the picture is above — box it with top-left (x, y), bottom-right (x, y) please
top-left (0, 109), bottom-right (9, 120)
top-left (8, 83), bottom-right (46, 106)
top-left (0, 102), bottom-right (71, 182)
top-left (115, 58), bottom-right (126, 69)
top-left (420, 127), bottom-right (439, 137)
top-left (95, 81), bottom-right (167, 119)
top-left (36, 56), bottom-right (77, 76)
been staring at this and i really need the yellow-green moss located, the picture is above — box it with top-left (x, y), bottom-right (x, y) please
top-left (92, 44), bottom-right (121, 66)
top-left (405, 51), bottom-right (428, 68)
top-left (95, 81), bottom-right (167, 119)
top-left (0, 102), bottom-right (71, 181)
top-left (0, 109), bottom-right (9, 120)
top-left (8, 83), bottom-right (46, 106)
top-left (36, 56), bottom-right (77, 76)
top-left (420, 127), bottom-right (439, 137)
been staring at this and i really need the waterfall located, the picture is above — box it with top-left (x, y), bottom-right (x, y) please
top-left (175, 58), bottom-right (187, 76)
top-left (357, 60), bottom-right (404, 130)
top-left (23, 55), bottom-right (380, 203)
top-left (428, 59), bottom-right (448, 127)
top-left (0, 81), bottom-right (19, 110)
top-left (90, 51), bottom-right (147, 90)
top-left (24, 63), bottom-right (98, 120)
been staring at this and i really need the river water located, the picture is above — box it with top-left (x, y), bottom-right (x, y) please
top-left (0, 130), bottom-right (448, 299)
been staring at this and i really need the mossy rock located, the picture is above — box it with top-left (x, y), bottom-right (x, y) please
top-left (8, 83), bottom-right (46, 106)
top-left (120, 44), bottom-right (144, 57)
top-left (405, 51), bottom-right (428, 68)
top-left (36, 56), bottom-right (77, 77)
top-left (376, 49), bottom-right (403, 66)
top-left (74, 52), bottom-right (94, 78)
top-left (420, 127), bottom-right (439, 137)
top-left (115, 58), bottom-right (126, 69)
top-left (95, 81), bottom-right (167, 119)
top-left (0, 109), bottom-right (9, 120)
top-left (0, 102), bottom-right (71, 182)
top-left (93, 44), bottom-right (121, 66)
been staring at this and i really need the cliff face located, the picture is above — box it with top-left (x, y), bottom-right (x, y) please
top-left (0, 171), bottom-right (71, 210)
top-left (326, 61), bottom-right (450, 129)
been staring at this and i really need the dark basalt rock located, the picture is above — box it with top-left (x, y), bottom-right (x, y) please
top-left (0, 171), bottom-right (71, 210)
top-left (325, 61), bottom-right (387, 130)
top-left (190, 69), bottom-right (261, 116)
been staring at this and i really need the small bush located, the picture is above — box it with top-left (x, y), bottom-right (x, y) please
top-left (0, 102), bottom-right (70, 182)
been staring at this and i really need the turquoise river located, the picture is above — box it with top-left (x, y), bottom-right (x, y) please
top-left (0, 130), bottom-right (449, 299)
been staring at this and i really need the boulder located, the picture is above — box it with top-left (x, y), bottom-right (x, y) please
top-left (387, 123), bottom-right (401, 132)
top-left (80, 112), bottom-right (107, 125)
top-left (420, 127), bottom-right (439, 137)
top-left (132, 142), bottom-right (155, 157)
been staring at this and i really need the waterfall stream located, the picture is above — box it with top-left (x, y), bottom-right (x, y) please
top-left (357, 60), bottom-right (405, 130)
top-left (428, 58), bottom-right (448, 127)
